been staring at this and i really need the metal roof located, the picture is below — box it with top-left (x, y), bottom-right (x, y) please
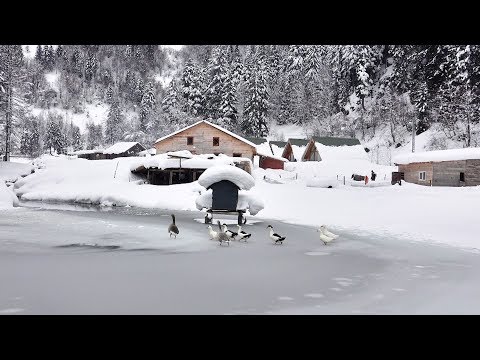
top-left (312, 136), bottom-right (361, 146)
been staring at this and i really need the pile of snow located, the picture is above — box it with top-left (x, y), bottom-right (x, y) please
top-left (197, 165), bottom-right (255, 190)
top-left (393, 147), bottom-right (480, 165)
top-left (103, 142), bottom-right (141, 155)
top-left (0, 182), bottom-right (19, 209)
top-left (14, 156), bottom-right (204, 210)
top-left (306, 176), bottom-right (339, 188)
top-left (255, 142), bottom-right (274, 156)
top-left (315, 143), bottom-right (368, 162)
top-left (0, 161), bottom-right (35, 183)
top-left (138, 148), bottom-right (157, 157)
top-left (166, 150), bottom-right (194, 158)
top-left (195, 189), bottom-right (264, 215)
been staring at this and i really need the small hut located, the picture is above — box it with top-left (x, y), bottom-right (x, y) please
top-left (103, 142), bottom-right (146, 159)
top-left (302, 136), bottom-right (362, 162)
top-left (282, 138), bottom-right (309, 162)
top-left (196, 165), bottom-right (263, 224)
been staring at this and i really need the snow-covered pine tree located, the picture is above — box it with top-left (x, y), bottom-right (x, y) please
top-left (85, 52), bottom-right (98, 82)
top-left (105, 100), bottom-right (123, 144)
top-left (71, 123), bottom-right (82, 151)
top-left (140, 81), bottom-right (156, 132)
top-left (161, 79), bottom-right (179, 113)
top-left (35, 45), bottom-right (43, 65)
top-left (205, 46), bottom-right (229, 119)
top-left (219, 66), bottom-right (238, 131)
top-left (241, 61), bottom-right (269, 137)
top-left (85, 122), bottom-right (104, 150)
top-left (20, 116), bottom-right (41, 158)
top-left (181, 59), bottom-right (205, 116)
top-left (133, 76), bottom-right (144, 105)
top-left (106, 84), bottom-right (114, 104)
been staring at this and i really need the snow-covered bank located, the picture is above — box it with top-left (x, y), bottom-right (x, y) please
top-left (250, 178), bottom-right (480, 250)
top-left (0, 182), bottom-right (19, 209)
top-left (0, 161), bottom-right (35, 183)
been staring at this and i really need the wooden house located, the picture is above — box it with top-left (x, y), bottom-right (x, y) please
top-left (393, 148), bottom-right (480, 187)
top-left (154, 120), bottom-right (257, 160)
top-left (302, 136), bottom-right (362, 161)
top-left (282, 138), bottom-right (309, 162)
top-left (103, 142), bottom-right (146, 159)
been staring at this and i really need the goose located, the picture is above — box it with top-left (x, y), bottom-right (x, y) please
top-left (320, 225), bottom-right (339, 239)
top-left (222, 223), bottom-right (238, 240)
top-left (168, 214), bottom-right (179, 238)
top-left (267, 225), bottom-right (286, 244)
top-left (236, 225), bottom-right (251, 242)
top-left (317, 228), bottom-right (335, 245)
top-left (216, 221), bottom-right (231, 246)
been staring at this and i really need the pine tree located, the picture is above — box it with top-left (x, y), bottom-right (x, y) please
top-left (71, 124), bottom-right (82, 151)
top-left (85, 123), bottom-right (103, 150)
top-left (161, 80), bottom-right (179, 113)
top-left (181, 59), bottom-right (205, 116)
top-left (140, 81), bottom-right (156, 131)
top-left (20, 117), bottom-right (41, 157)
top-left (85, 53), bottom-right (97, 82)
top-left (242, 62), bottom-right (269, 137)
top-left (133, 76), bottom-right (144, 105)
top-left (105, 100), bottom-right (123, 144)
top-left (219, 67), bottom-right (238, 131)
top-left (35, 45), bottom-right (43, 65)
top-left (205, 46), bottom-right (228, 119)
top-left (44, 115), bottom-right (65, 154)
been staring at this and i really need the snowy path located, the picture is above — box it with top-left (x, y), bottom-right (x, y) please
top-left (1, 204), bottom-right (480, 314)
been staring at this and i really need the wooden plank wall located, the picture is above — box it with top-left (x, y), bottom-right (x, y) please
top-left (154, 122), bottom-right (255, 159)
top-left (398, 162), bottom-right (433, 186)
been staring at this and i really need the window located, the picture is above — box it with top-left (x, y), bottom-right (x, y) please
top-left (460, 172), bottom-right (465, 182)
top-left (233, 153), bottom-right (242, 157)
top-left (213, 137), bottom-right (220, 146)
top-left (419, 171), bottom-right (426, 181)
top-left (187, 137), bottom-right (194, 145)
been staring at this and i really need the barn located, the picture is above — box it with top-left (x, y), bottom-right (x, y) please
top-left (302, 136), bottom-right (362, 162)
top-left (103, 142), bottom-right (146, 159)
top-left (393, 148), bottom-right (480, 187)
top-left (282, 138), bottom-right (309, 162)
top-left (246, 137), bottom-right (288, 170)
top-left (154, 120), bottom-right (257, 160)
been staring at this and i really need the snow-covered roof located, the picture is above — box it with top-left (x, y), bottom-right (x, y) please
top-left (311, 142), bottom-right (368, 162)
top-left (270, 142), bottom-right (287, 157)
top-left (256, 150), bottom-right (289, 162)
top-left (255, 142), bottom-right (274, 156)
top-left (154, 120), bottom-right (257, 148)
top-left (167, 150), bottom-right (194, 159)
top-left (198, 165), bottom-right (255, 190)
top-left (68, 149), bottom-right (105, 155)
top-left (103, 142), bottom-right (143, 155)
top-left (130, 153), bottom-right (253, 172)
top-left (393, 147), bottom-right (480, 165)
top-left (138, 148), bottom-right (157, 156)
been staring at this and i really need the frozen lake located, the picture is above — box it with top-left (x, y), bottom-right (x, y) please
top-left (1, 202), bottom-right (480, 314)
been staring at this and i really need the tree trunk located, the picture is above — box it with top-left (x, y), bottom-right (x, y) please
top-left (4, 74), bottom-right (13, 161)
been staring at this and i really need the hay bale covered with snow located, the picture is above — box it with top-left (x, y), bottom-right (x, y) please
top-left (198, 165), bottom-right (255, 190)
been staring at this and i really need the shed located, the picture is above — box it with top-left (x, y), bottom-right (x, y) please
top-left (103, 142), bottom-right (146, 159)
top-left (393, 148), bottom-right (480, 187)
top-left (256, 151), bottom-right (288, 170)
top-left (302, 136), bottom-right (362, 162)
top-left (281, 138), bottom-right (309, 162)
top-left (68, 149), bottom-right (106, 160)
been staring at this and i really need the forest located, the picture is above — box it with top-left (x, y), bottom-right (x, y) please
top-left (1, 44), bottom-right (479, 160)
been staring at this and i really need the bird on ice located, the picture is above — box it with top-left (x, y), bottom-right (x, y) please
top-left (267, 225), bottom-right (286, 245)
top-left (168, 214), bottom-right (179, 238)
top-left (216, 221), bottom-right (231, 246)
top-left (222, 223), bottom-right (238, 240)
top-left (320, 225), bottom-right (339, 239)
top-left (207, 225), bottom-right (218, 240)
top-left (317, 228), bottom-right (336, 245)
top-left (236, 225), bottom-right (251, 242)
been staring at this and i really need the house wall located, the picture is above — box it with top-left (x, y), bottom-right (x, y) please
top-left (398, 162), bottom-right (434, 186)
top-left (465, 159), bottom-right (480, 186)
top-left (432, 160), bottom-right (467, 187)
top-left (154, 122), bottom-right (255, 159)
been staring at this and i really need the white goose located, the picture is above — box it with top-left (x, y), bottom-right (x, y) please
top-left (320, 225), bottom-right (339, 239)
top-left (207, 225), bottom-right (218, 240)
top-left (267, 225), bottom-right (286, 244)
top-left (236, 225), bottom-right (251, 242)
top-left (317, 228), bottom-right (335, 245)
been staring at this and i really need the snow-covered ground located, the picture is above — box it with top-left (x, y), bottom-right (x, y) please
top-left (8, 154), bottom-right (480, 251)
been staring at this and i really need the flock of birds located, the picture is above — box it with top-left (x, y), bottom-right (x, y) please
top-left (168, 214), bottom-right (340, 247)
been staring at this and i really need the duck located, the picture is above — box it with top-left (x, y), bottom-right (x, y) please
top-left (222, 223), bottom-right (238, 240)
top-left (267, 225), bottom-right (286, 244)
top-left (168, 214), bottom-right (179, 238)
top-left (236, 225), bottom-right (251, 242)
top-left (207, 225), bottom-right (218, 240)
top-left (317, 228), bottom-right (335, 245)
top-left (320, 225), bottom-right (339, 239)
